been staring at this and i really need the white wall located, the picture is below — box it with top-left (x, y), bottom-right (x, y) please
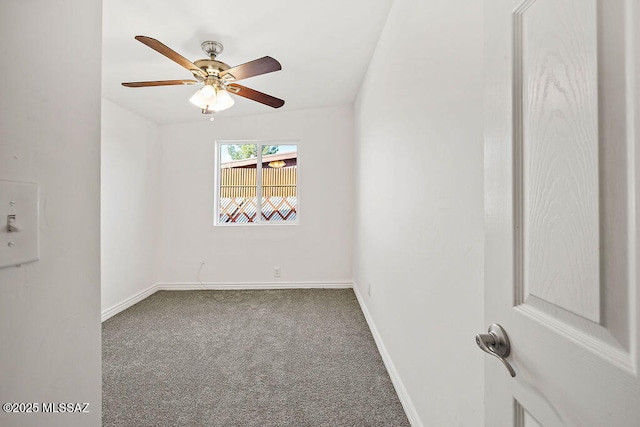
top-left (158, 105), bottom-right (353, 285)
top-left (354, 0), bottom-right (485, 425)
top-left (101, 99), bottom-right (160, 313)
top-left (0, 0), bottom-right (102, 426)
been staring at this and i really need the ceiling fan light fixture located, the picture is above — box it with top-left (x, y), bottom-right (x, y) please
top-left (212, 87), bottom-right (235, 111)
top-left (200, 84), bottom-right (216, 98)
top-left (189, 86), bottom-right (218, 110)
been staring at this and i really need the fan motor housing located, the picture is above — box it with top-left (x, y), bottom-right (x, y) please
top-left (193, 59), bottom-right (230, 79)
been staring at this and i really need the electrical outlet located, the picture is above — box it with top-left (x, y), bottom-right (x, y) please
top-left (274, 267), bottom-right (281, 278)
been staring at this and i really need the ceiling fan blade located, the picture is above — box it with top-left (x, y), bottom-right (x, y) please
top-left (122, 79), bottom-right (199, 88)
top-left (220, 56), bottom-right (281, 81)
top-left (135, 35), bottom-right (207, 79)
top-left (228, 84), bottom-right (285, 108)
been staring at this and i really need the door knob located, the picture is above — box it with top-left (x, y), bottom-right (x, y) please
top-left (476, 323), bottom-right (516, 377)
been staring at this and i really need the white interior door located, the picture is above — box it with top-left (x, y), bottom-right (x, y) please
top-left (484, 0), bottom-right (640, 425)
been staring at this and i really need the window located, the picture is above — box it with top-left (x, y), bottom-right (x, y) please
top-left (215, 141), bottom-right (299, 225)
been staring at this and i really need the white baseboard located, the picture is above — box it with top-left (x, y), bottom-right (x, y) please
top-left (352, 283), bottom-right (423, 427)
top-left (156, 281), bottom-right (353, 290)
top-left (102, 281), bottom-right (353, 321)
top-left (101, 284), bottom-right (158, 322)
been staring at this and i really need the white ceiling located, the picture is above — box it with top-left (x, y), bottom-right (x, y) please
top-left (102, 0), bottom-right (394, 125)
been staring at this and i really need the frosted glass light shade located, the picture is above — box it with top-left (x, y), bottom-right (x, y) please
top-left (189, 86), bottom-right (217, 110)
top-left (201, 84), bottom-right (216, 98)
top-left (190, 85), bottom-right (235, 112)
top-left (212, 88), bottom-right (235, 111)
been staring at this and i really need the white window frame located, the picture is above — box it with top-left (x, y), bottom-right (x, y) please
top-left (214, 140), bottom-right (300, 226)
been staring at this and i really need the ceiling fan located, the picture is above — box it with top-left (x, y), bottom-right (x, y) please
top-left (122, 36), bottom-right (285, 114)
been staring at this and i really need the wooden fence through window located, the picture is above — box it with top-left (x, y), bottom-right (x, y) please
top-left (219, 166), bottom-right (298, 223)
top-left (220, 167), bottom-right (297, 197)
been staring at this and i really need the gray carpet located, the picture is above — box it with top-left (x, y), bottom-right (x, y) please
top-left (102, 289), bottom-right (410, 427)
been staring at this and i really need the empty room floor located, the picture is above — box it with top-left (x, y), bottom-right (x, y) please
top-left (102, 289), bottom-right (409, 426)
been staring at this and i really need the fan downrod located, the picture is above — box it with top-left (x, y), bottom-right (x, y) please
top-left (201, 41), bottom-right (224, 58)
